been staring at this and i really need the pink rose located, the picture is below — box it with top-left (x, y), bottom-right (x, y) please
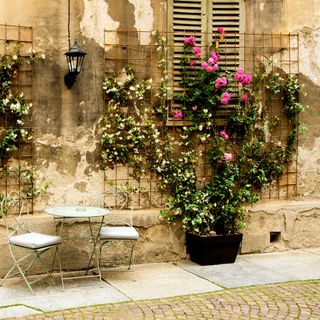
top-left (173, 109), bottom-right (183, 119)
top-left (215, 77), bottom-right (228, 89)
top-left (201, 61), bottom-right (209, 70)
top-left (234, 68), bottom-right (244, 82)
top-left (241, 93), bottom-right (248, 102)
top-left (217, 27), bottom-right (225, 36)
top-left (224, 152), bottom-right (233, 161)
top-left (234, 68), bottom-right (252, 86)
top-left (241, 74), bottom-right (252, 86)
top-left (219, 130), bottom-right (229, 139)
top-left (184, 36), bottom-right (196, 47)
top-left (210, 52), bottom-right (220, 64)
top-left (208, 57), bottom-right (215, 65)
top-left (220, 92), bottom-right (231, 105)
top-left (193, 47), bottom-right (201, 58)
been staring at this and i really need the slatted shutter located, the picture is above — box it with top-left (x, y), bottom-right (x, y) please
top-left (169, 0), bottom-right (242, 116)
top-left (171, 0), bottom-right (204, 101)
top-left (211, 0), bottom-right (241, 70)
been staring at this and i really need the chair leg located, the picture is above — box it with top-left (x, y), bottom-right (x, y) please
top-left (97, 244), bottom-right (103, 284)
top-left (16, 261), bottom-right (35, 294)
top-left (98, 241), bottom-right (108, 280)
top-left (128, 241), bottom-right (136, 270)
top-left (0, 264), bottom-right (17, 287)
top-left (56, 246), bottom-right (64, 290)
top-left (99, 240), bottom-right (136, 271)
top-left (3, 247), bottom-right (35, 294)
top-left (7, 256), bottom-right (35, 294)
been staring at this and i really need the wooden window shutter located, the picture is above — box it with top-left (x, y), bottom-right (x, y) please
top-left (211, 0), bottom-right (241, 70)
top-left (169, 0), bottom-right (204, 104)
top-left (168, 0), bottom-right (242, 117)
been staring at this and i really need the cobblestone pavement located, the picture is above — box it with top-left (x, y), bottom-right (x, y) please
top-left (8, 280), bottom-right (320, 320)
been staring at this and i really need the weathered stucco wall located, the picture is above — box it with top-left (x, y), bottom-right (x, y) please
top-left (242, 200), bottom-right (320, 253)
top-left (245, 0), bottom-right (320, 198)
top-left (0, 1), bottom-right (320, 276)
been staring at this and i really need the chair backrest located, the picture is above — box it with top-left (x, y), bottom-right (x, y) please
top-left (99, 186), bottom-right (133, 226)
top-left (0, 192), bottom-right (31, 238)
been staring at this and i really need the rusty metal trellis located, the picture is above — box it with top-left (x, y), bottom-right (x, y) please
top-left (103, 30), bottom-right (299, 208)
top-left (0, 24), bottom-right (34, 211)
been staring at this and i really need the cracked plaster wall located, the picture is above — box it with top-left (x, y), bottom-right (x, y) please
top-left (245, 0), bottom-right (320, 199)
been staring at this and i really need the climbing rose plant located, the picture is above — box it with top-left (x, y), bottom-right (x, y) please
top-left (100, 29), bottom-right (305, 236)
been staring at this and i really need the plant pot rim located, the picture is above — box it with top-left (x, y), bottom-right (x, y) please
top-left (187, 231), bottom-right (243, 237)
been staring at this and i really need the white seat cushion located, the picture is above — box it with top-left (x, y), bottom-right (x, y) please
top-left (100, 226), bottom-right (139, 240)
top-left (10, 232), bottom-right (62, 249)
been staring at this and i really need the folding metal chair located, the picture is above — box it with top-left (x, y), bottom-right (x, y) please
top-left (0, 192), bottom-right (64, 294)
top-left (98, 186), bottom-right (139, 272)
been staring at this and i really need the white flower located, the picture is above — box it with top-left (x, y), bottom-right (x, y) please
top-left (12, 55), bottom-right (18, 60)
top-left (20, 129), bottom-right (28, 137)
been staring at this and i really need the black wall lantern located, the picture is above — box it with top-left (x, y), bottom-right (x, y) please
top-left (64, 41), bottom-right (87, 89)
top-left (64, 0), bottom-right (87, 89)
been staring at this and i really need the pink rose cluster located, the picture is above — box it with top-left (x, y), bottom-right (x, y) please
top-left (193, 46), bottom-right (201, 59)
top-left (220, 92), bottom-right (231, 105)
top-left (215, 77), bottom-right (227, 89)
top-left (201, 51), bottom-right (220, 73)
top-left (234, 68), bottom-right (252, 86)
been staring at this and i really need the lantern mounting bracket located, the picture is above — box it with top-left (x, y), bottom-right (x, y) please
top-left (64, 0), bottom-right (86, 89)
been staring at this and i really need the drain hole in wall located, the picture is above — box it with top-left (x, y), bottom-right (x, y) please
top-left (270, 231), bottom-right (281, 243)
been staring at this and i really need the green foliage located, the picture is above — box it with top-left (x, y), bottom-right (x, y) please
top-left (0, 45), bottom-right (47, 212)
top-left (0, 46), bottom-right (45, 163)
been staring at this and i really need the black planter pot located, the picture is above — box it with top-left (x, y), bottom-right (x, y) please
top-left (185, 232), bottom-right (243, 265)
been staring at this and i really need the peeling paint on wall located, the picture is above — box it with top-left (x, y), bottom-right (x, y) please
top-left (299, 27), bottom-right (320, 86)
top-left (128, 0), bottom-right (154, 44)
top-left (80, 0), bottom-right (119, 47)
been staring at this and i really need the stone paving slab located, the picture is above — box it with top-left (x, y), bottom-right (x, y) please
top-left (0, 274), bottom-right (129, 318)
top-left (101, 262), bottom-right (222, 300)
top-left (0, 306), bottom-right (41, 319)
top-left (9, 280), bottom-right (320, 319)
top-left (178, 248), bottom-right (320, 288)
